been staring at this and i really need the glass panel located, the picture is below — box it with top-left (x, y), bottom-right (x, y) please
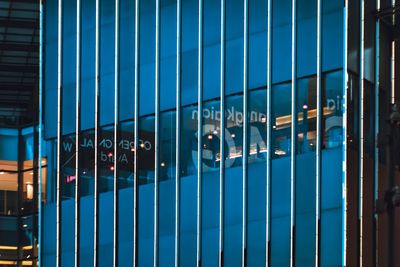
top-left (225, 94), bottom-right (244, 168)
top-left (0, 171), bottom-right (18, 215)
top-left (322, 71), bottom-right (343, 149)
top-left (98, 125), bottom-right (114, 267)
top-left (249, 0), bottom-right (268, 89)
top-left (322, 0), bottom-right (343, 71)
top-left (203, 0), bottom-right (221, 100)
top-left (62, 0), bottom-right (77, 135)
top-left (138, 116), bottom-right (155, 267)
top-left (296, 77), bottom-right (317, 154)
top-left (224, 94), bottom-right (243, 266)
top-left (272, 0), bottom-right (292, 83)
top-left (181, 0), bottom-right (198, 105)
top-left (117, 121), bottom-right (134, 267)
top-left (99, 0), bottom-right (115, 126)
top-left (271, 82), bottom-right (291, 266)
top-left (98, 126), bottom-right (115, 193)
top-left (225, 0), bottom-right (243, 95)
top-left (179, 105), bottom-right (197, 266)
top-left (61, 134), bottom-right (76, 200)
top-left (79, 130), bottom-right (95, 197)
top-left (201, 100), bottom-right (220, 266)
top-left (159, 111), bottom-right (176, 267)
top-left (321, 70), bottom-right (343, 266)
top-left (119, 0), bottom-right (135, 122)
top-left (247, 88), bottom-right (267, 266)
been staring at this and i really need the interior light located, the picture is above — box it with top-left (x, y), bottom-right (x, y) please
top-left (140, 143), bottom-right (145, 148)
top-left (108, 152), bottom-right (113, 157)
top-left (303, 104), bottom-right (308, 110)
top-left (213, 130), bottom-right (218, 135)
top-left (109, 166), bottom-right (115, 171)
top-left (161, 162), bottom-right (166, 167)
top-left (272, 125), bottom-right (276, 129)
top-left (208, 134), bottom-right (213, 140)
top-left (29, 172), bottom-right (34, 175)
top-left (261, 117), bottom-right (266, 123)
top-left (231, 133), bottom-right (235, 138)
top-left (0, 171), bottom-right (4, 175)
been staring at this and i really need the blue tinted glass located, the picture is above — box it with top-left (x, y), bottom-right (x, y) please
top-left (201, 100), bottom-right (220, 266)
top-left (322, 0), bottom-right (343, 71)
top-left (179, 105), bottom-right (197, 266)
top-left (81, 0), bottom-right (96, 130)
top-left (62, 0), bottom-right (77, 135)
top-left (160, 0), bottom-right (177, 111)
top-left (119, 0), bottom-right (135, 121)
top-left (181, 0), bottom-right (198, 105)
top-left (225, 0), bottom-right (243, 95)
top-left (99, 0), bottom-right (115, 126)
top-left (247, 89), bottom-right (267, 266)
top-left (322, 71), bottom-right (343, 149)
top-left (159, 111), bottom-right (176, 267)
top-left (296, 77), bottom-right (317, 154)
top-left (271, 82), bottom-right (291, 266)
top-left (272, 0), bottom-right (292, 83)
top-left (249, 0), bottom-right (268, 89)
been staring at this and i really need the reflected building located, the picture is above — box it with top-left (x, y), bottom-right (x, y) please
top-left (39, 0), bottom-right (400, 266)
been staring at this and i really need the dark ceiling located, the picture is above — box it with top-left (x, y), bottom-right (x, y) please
top-left (0, 0), bottom-right (38, 127)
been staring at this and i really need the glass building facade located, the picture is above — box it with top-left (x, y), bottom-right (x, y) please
top-left (39, 0), bottom-right (399, 266)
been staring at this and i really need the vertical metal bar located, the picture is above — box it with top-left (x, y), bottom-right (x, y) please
top-left (359, 0), bottom-right (365, 266)
top-left (75, 0), bottom-right (82, 265)
top-left (342, 0), bottom-right (349, 266)
top-left (94, 0), bottom-right (100, 265)
top-left (373, 1), bottom-right (380, 265)
top-left (242, 0), bottom-right (249, 266)
top-left (175, 0), bottom-right (181, 266)
top-left (266, 0), bottom-right (272, 265)
top-left (290, 0), bottom-right (297, 265)
top-left (133, 0), bottom-right (140, 265)
top-left (113, 0), bottom-right (120, 266)
top-left (154, 0), bottom-right (160, 265)
top-left (38, 0), bottom-right (44, 265)
top-left (56, 0), bottom-right (63, 265)
top-left (315, 0), bottom-right (322, 266)
top-left (219, 0), bottom-right (225, 266)
top-left (196, 0), bottom-right (203, 265)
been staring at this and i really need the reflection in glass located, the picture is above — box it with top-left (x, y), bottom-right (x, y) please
top-left (79, 130), bottom-right (95, 197)
top-left (322, 70), bottom-right (343, 149)
top-left (118, 121), bottom-right (134, 189)
top-left (296, 77), bottom-right (317, 154)
top-left (138, 116), bottom-right (155, 185)
top-left (98, 125), bottom-right (115, 193)
top-left (61, 134), bottom-right (76, 199)
top-left (272, 82), bottom-right (292, 159)
top-left (248, 89), bottom-right (267, 164)
top-left (180, 105), bottom-right (198, 178)
top-left (225, 94), bottom-right (244, 168)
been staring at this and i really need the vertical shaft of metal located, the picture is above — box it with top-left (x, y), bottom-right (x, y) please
top-left (359, 0), bottom-right (365, 266)
top-left (113, 0), bottom-right (120, 266)
top-left (219, 0), bottom-right (225, 266)
top-left (133, 0), bottom-right (140, 266)
top-left (154, 0), bottom-right (160, 265)
top-left (315, 0), bottom-right (322, 265)
top-left (175, 0), bottom-right (181, 266)
top-left (75, 0), bottom-right (82, 265)
top-left (56, 0), bottom-right (63, 266)
top-left (242, 0), bottom-right (249, 266)
top-left (94, 0), bottom-right (100, 265)
top-left (342, 1), bottom-right (349, 266)
top-left (266, 0), bottom-right (272, 266)
top-left (196, 0), bottom-right (203, 265)
top-left (38, 0), bottom-right (44, 265)
top-left (290, 0), bottom-right (297, 265)
top-left (132, 0), bottom-right (140, 266)
top-left (373, 1), bottom-right (380, 266)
